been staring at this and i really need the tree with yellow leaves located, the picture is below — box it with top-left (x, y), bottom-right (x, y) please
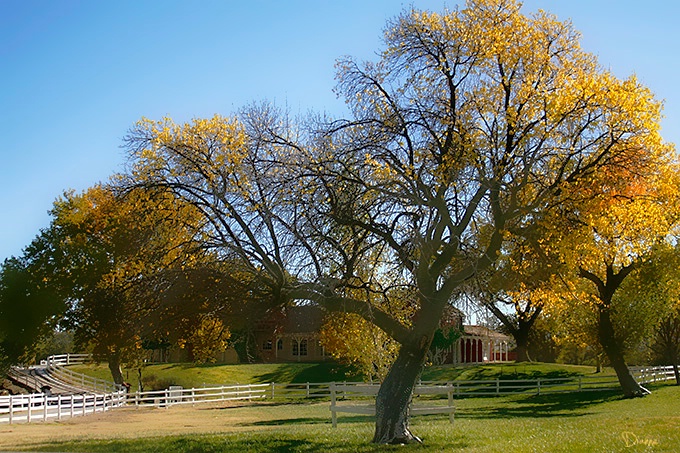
top-left (124, 0), bottom-right (672, 443)
top-left (544, 145), bottom-right (680, 396)
top-left (40, 184), bottom-right (235, 384)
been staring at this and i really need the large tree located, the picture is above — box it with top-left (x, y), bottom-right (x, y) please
top-left (124, 0), bottom-right (669, 443)
top-left (42, 184), bottom-right (233, 383)
top-left (546, 144), bottom-right (679, 397)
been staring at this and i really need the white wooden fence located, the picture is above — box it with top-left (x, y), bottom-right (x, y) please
top-left (46, 363), bottom-right (122, 393)
top-left (3, 356), bottom-right (676, 426)
top-left (40, 353), bottom-right (91, 367)
top-left (631, 365), bottom-right (677, 384)
top-left (0, 391), bottom-right (126, 424)
top-left (128, 383), bottom-right (270, 407)
top-left (329, 382), bottom-right (455, 428)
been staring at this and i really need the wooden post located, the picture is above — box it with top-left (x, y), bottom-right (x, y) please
top-left (330, 383), bottom-right (338, 428)
top-left (448, 384), bottom-right (454, 425)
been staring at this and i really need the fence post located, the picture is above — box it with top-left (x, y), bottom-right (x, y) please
top-left (448, 384), bottom-right (454, 425)
top-left (578, 376), bottom-right (582, 392)
top-left (496, 379), bottom-right (500, 395)
top-left (8, 395), bottom-right (13, 424)
top-left (330, 383), bottom-right (337, 428)
top-left (270, 382), bottom-right (275, 399)
top-left (537, 379), bottom-right (541, 396)
top-left (306, 382), bottom-right (310, 399)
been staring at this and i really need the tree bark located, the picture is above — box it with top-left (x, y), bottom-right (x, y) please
top-left (108, 352), bottom-right (124, 385)
top-left (598, 306), bottom-right (647, 397)
top-left (672, 362), bottom-right (680, 386)
top-left (580, 264), bottom-right (647, 398)
top-left (513, 327), bottom-right (531, 363)
top-left (372, 338), bottom-right (430, 444)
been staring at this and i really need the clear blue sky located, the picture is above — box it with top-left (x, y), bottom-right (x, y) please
top-left (1, 0), bottom-right (678, 262)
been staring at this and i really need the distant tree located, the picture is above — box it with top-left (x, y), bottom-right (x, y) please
top-left (650, 307), bottom-right (680, 384)
top-left (124, 0), bottom-right (671, 443)
top-left (474, 230), bottom-right (562, 362)
top-left (548, 162), bottom-right (680, 397)
top-left (37, 184), bottom-right (235, 383)
top-left (0, 253), bottom-right (66, 372)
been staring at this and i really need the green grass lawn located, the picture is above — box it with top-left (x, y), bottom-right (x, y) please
top-left (20, 382), bottom-right (680, 452)
top-left (69, 361), bottom-right (608, 391)
top-left (68, 361), bottom-right (363, 390)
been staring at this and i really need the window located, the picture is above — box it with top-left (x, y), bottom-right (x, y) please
top-left (277, 339), bottom-right (283, 350)
top-left (292, 339), bottom-right (308, 356)
top-left (262, 340), bottom-right (272, 350)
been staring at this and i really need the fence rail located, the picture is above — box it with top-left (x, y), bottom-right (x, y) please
top-left (3, 358), bottom-right (676, 425)
top-left (631, 365), bottom-right (677, 384)
top-left (0, 391), bottom-right (126, 424)
top-left (46, 364), bottom-right (121, 393)
top-left (129, 383), bottom-right (270, 407)
top-left (40, 353), bottom-right (91, 367)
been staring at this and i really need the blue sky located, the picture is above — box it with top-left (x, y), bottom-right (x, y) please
top-left (1, 0), bottom-right (678, 262)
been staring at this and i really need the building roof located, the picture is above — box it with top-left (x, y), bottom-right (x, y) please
top-left (281, 305), bottom-right (325, 334)
top-left (463, 325), bottom-right (511, 341)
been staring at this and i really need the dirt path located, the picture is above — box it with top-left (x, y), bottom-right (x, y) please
top-left (0, 401), bottom-right (296, 450)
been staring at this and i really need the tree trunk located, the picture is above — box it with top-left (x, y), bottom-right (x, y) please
top-left (372, 339), bottom-right (430, 444)
top-left (672, 362), bottom-right (680, 386)
top-left (598, 307), bottom-right (647, 398)
top-left (513, 327), bottom-right (531, 363)
top-left (108, 352), bottom-right (124, 385)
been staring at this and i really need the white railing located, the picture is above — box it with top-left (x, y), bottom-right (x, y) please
top-left (128, 383), bottom-right (269, 407)
top-left (631, 365), bottom-right (677, 384)
top-left (40, 353), bottom-right (91, 367)
top-left (0, 391), bottom-right (126, 424)
top-left (46, 364), bottom-right (121, 393)
top-left (329, 382), bottom-right (455, 428)
top-left (265, 375), bottom-right (621, 400)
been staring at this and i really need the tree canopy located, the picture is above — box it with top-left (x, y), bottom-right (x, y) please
top-left (122, 0), bottom-right (675, 443)
top-left (0, 0), bottom-right (675, 446)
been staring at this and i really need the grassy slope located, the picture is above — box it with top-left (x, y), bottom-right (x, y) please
top-left (69, 361), bottom-right (364, 390)
top-left (69, 361), bottom-right (611, 390)
top-left (21, 382), bottom-right (680, 452)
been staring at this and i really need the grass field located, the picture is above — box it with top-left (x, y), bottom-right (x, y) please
top-left (68, 361), bottom-right (608, 391)
top-left (2, 378), bottom-right (678, 452)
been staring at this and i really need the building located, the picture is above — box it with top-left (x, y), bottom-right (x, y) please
top-left (455, 325), bottom-right (515, 364)
top-left (253, 304), bottom-right (514, 365)
top-left (254, 305), bottom-right (328, 362)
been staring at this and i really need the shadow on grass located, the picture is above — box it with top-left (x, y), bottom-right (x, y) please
top-left (253, 362), bottom-right (361, 384)
top-left (461, 366), bottom-right (581, 381)
top-left (34, 433), bottom-right (470, 453)
top-left (457, 389), bottom-right (622, 420)
top-left (249, 416), bottom-right (337, 426)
